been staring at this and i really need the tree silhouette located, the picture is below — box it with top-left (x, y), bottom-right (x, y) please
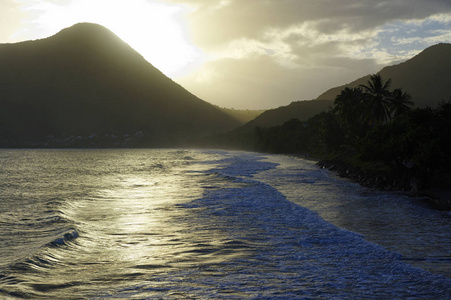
top-left (333, 74), bottom-right (415, 144)
top-left (333, 87), bottom-right (367, 139)
top-left (389, 88), bottom-right (414, 118)
top-left (334, 87), bottom-right (363, 120)
top-left (359, 74), bottom-right (392, 125)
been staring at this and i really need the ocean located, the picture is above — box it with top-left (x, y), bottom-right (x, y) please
top-left (0, 149), bottom-right (450, 299)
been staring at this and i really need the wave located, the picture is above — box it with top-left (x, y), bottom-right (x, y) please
top-left (0, 211), bottom-right (64, 227)
top-left (48, 228), bottom-right (79, 247)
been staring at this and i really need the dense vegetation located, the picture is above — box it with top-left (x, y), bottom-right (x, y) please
top-left (212, 74), bottom-right (451, 192)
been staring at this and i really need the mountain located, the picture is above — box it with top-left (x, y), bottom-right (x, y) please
top-left (238, 99), bottom-right (333, 131)
top-left (0, 23), bottom-right (241, 147)
top-left (219, 107), bottom-right (266, 124)
top-left (317, 43), bottom-right (451, 107)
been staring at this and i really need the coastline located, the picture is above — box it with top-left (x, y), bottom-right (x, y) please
top-left (316, 157), bottom-right (451, 211)
top-left (417, 188), bottom-right (451, 211)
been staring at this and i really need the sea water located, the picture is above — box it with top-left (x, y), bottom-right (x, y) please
top-left (0, 149), bottom-right (449, 299)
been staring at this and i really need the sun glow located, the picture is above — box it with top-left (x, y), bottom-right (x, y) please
top-left (17, 0), bottom-right (203, 77)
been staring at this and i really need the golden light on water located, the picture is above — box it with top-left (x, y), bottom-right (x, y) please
top-left (17, 0), bottom-right (204, 77)
top-left (56, 159), bottom-right (213, 269)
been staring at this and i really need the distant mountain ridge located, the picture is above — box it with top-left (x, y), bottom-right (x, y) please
top-left (238, 99), bottom-right (333, 130)
top-left (317, 43), bottom-right (451, 107)
top-left (0, 23), bottom-right (240, 147)
top-left (219, 107), bottom-right (265, 124)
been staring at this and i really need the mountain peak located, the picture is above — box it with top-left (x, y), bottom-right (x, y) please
top-left (0, 23), bottom-right (240, 147)
top-left (385, 43), bottom-right (451, 69)
top-left (417, 43), bottom-right (451, 55)
top-left (55, 22), bottom-right (114, 37)
top-left (49, 22), bottom-right (127, 50)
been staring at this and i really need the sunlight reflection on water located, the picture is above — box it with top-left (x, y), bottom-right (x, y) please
top-left (0, 149), bottom-right (450, 299)
top-left (0, 149), bottom-right (224, 298)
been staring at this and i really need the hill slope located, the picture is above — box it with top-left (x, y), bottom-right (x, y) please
top-left (238, 99), bottom-right (333, 131)
top-left (317, 43), bottom-right (451, 107)
top-left (0, 23), bottom-right (240, 147)
top-left (219, 107), bottom-right (265, 124)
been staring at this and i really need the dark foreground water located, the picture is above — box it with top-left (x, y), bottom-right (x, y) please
top-left (0, 149), bottom-right (449, 299)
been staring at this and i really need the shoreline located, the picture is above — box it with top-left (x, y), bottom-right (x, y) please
top-left (316, 157), bottom-right (451, 211)
top-left (417, 188), bottom-right (451, 211)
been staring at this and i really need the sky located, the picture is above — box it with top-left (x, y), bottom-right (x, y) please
top-left (1, 0), bottom-right (451, 109)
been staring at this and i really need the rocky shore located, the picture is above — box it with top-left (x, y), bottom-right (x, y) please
top-left (317, 157), bottom-right (451, 211)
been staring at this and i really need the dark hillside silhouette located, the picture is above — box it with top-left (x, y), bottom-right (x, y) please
top-left (219, 107), bottom-right (265, 124)
top-left (317, 43), bottom-right (451, 108)
top-left (239, 99), bottom-right (333, 131)
top-left (0, 23), bottom-right (240, 147)
top-left (204, 99), bottom-right (334, 151)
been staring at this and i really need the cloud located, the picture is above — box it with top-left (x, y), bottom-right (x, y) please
top-left (388, 14), bottom-right (451, 48)
top-left (170, 0), bottom-right (451, 47)
top-left (178, 54), bottom-right (379, 109)
top-left (0, 0), bottom-right (28, 42)
top-left (167, 0), bottom-right (451, 108)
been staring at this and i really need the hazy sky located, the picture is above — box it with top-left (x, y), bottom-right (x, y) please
top-left (2, 0), bottom-right (451, 109)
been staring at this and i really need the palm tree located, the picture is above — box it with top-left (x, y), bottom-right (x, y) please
top-left (389, 88), bottom-right (414, 118)
top-left (333, 87), bottom-right (366, 139)
top-left (333, 87), bottom-right (363, 121)
top-left (359, 74), bottom-right (392, 125)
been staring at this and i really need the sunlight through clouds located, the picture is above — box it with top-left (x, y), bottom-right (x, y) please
top-left (14, 0), bottom-right (204, 77)
top-left (216, 37), bottom-right (298, 69)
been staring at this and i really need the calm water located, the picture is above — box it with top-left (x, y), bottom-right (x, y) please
top-left (0, 149), bottom-right (449, 299)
